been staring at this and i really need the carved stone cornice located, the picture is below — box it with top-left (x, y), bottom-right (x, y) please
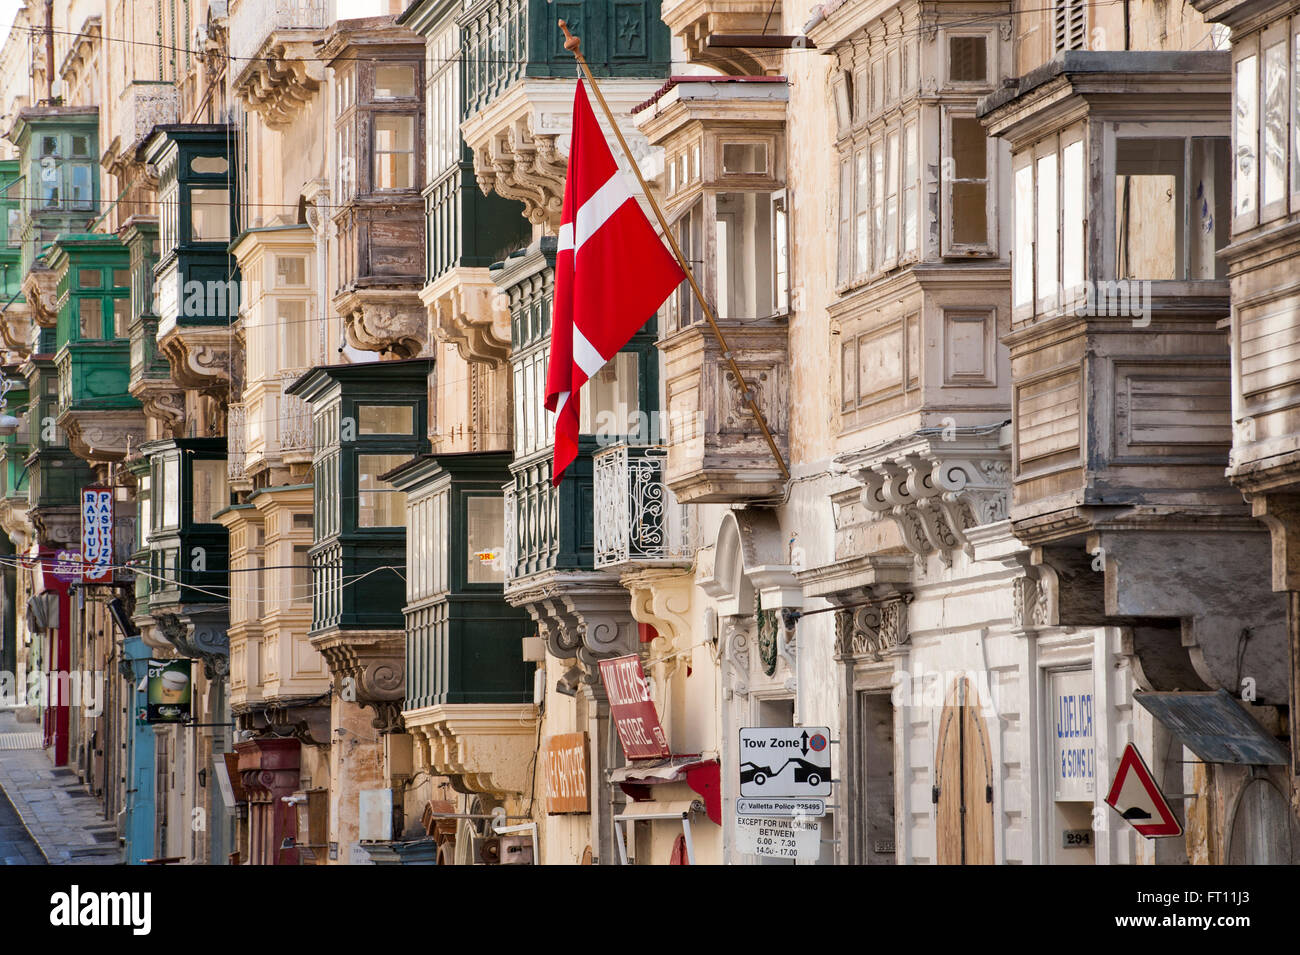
top-left (157, 325), bottom-right (237, 396)
top-left (309, 629), bottom-right (406, 734)
top-left (403, 703), bottom-right (540, 801)
top-left (22, 268), bottom-right (58, 328)
top-left (838, 425), bottom-right (1011, 567)
top-left (232, 38), bottom-right (324, 131)
top-left (154, 608), bottom-right (231, 681)
top-left (661, 0), bottom-right (785, 75)
top-left (129, 378), bottom-right (187, 438)
top-left (506, 570), bottom-right (639, 667)
top-left (335, 287), bottom-right (427, 360)
top-left (31, 504), bottom-right (80, 552)
top-left (58, 408), bottom-right (147, 463)
top-left (421, 267), bottom-right (511, 365)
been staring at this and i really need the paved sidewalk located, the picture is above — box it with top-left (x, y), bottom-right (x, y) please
top-left (0, 709), bottom-right (120, 864)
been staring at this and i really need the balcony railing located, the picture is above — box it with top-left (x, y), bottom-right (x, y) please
top-left (227, 402), bottom-right (247, 482)
top-left (228, 0), bottom-right (326, 66)
top-left (593, 444), bottom-right (689, 569)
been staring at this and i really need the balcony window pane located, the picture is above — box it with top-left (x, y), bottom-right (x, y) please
top-left (716, 192), bottom-right (776, 318)
top-left (1115, 138), bottom-right (1183, 281)
top-left (192, 459), bottom-right (228, 524)
top-left (6, 209), bottom-right (19, 247)
top-left (162, 456), bottom-right (180, 528)
top-left (1294, 34), bottom-right (1300, 195)
top-left (672, 200), bottom-right (703, 328)
top-left (467, 495), bottom-right (505, 584)
top-left (112, 296), bottom-right (129, 336)
top-left (191, 156), bottom-right (229, 175)
top-left (278, 300), bottom-right (309, 368)
top-left (276, 256), bottom-right (306, 286)
top-left (292, 544), bottom-right (311, 606)
top-left (1190, 138), bottom-right (1231, 280)
top-left (375, 64), bottom-right (416, 99)
top-left (1235, 55), bottom-right (1258, 220)
top-left (854, 149), bottom-right (869, 275)
top-left (722, 142), bottom-right (767, 175)
top-left (950, 117), bottom-right (988, 247)
top-left (1036, 153), bottom-right (1058, 305)
top-left (884, 130), bottom-right (899, 261)
top-left (374, 116), bottom-right (415, 189)
top-left (191, 188), bottom-right (231, 242)
top-left (358, 404), bottom-right (414, 434)
top-left (112, 269), bottom-right (130, 288)
top-left (872, 141), bottom-right (885, 267)
top-left (580, 351), bottom-right (640, 437)
top-left (1061, 140), bottom-right (1085, 290)
top-left (903, 123), bottom-right (918, 255)
top-left (71, 135), bottom-right (89, 157)
top-left (773, 193), bottom-right (789, 313)
top-left (79, 297), bottom-right (102, 338)
top-left (40, 136), bottom-right (57, 157)
top-left (1263, 41), bottom-right (1287, 208)
top-left (837, 157), bottom-right (851, 282)
top-left (949, 36), bottom-right (987, 83)
top-left (357, 453), bottom-right (408, 527)
top-left (79, 268), bottom-right (101, 289)
top-left (70, 164), bottom-right (93, 208)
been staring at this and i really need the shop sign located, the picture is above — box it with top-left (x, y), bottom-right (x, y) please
top-left (81, 487), bottom-right (114, 583)
top-left (598, 654), bottom-right (670, 760)
top-left (543, 732), bottom-right (590, 814)
top-left (1051, 669), bottom-right (1095, 801)
top-left (145, 659), bottom-right (192, 724)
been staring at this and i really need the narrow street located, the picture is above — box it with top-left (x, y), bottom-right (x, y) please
top-left (0, 776), bottom-right (45, 865)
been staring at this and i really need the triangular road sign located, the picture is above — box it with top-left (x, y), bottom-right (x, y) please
top-left (1104, 742), bottom-right (1182, 838)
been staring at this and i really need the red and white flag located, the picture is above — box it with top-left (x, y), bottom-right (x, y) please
top-left (545, 80), bottom-right (685, 485)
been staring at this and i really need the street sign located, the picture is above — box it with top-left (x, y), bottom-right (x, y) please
top-left (736, 798), bottom-right (825, 817)
top-left (735, 814), bottom-right (821, 860)
top-left (739, 726), bottom-right (832, 797)
top-left (1104, 742), bottom-right (1182, 838)
top-left (81, 486), bottom-right (114, 583)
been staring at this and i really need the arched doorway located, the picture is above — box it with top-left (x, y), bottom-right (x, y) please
top-left (1227, 778), bottom-right (1296, 864)
top-left (935, 677), bottom-right (994, 864)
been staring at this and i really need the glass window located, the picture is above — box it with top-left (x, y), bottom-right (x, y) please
top-left (1115, 138), bottom-right (1182, 280)
top-left (137, 475), bottom-right (151, 549)
top-left (722, 143), bottom-right (768, 175)
top-left (716, 192), bottom-right (778, 318)
top-left (1061, 140), bottom-right (1085, 290)
top-left (1262, 40), bottom-right (1287, 209)
top-left (70, 165), bottom-right (93, 208)
top-left (949, 116), bottom-right (988, 247)
top-left (40, 136), bottom-right (58, 157)
top-left (190, 188), bottom-right (230, 242)
top-left (292, 544), bottom-right (312, 606)
top-left (70, 135), bottom-right (89, 157)
top-left (1036, 152), bottom-right (1058, 305)
top-left (374, 64), bottom-right (416, 99)
top-left (374, 116), bottom-right (415, 189)
top-left (162, 455), bottom-right (180, 528)
top-left (5, 209), bottom-right (18, 247)
top-left (949, 36), bottom-right (987, 83)
top-left (79, 297), bottom-right (102, 338)
top-left (579, 352), bottom-right (640, 437)
top-left (903, 122), bottom-right (919, 256)
top-left (1235, 55), bottom-right (1258, 221)
top-left (112, 268), bottom-right (130, 288)
top-left (357, 453), bottom-right (408, 527)
top-left (466, 495), bottom-right (504, 584)
top-left (277, 300), bottom-right (309, 368)
top-left (837, 157), bottom-right (852, 282)
top-left (276, 255), bottom-right (306, 286)
top-left (773, 193), bottom-right (789, 313)
top-left (670, 200), bottom-right (703, 328)
top-left (78, 269), bottom-right (101, 289)
top-left (357, 405), bottom-right (414, 434)
top-left (112, 296), bottom-right (129, 336)
top-left (192, 459), bottom-right (228, 524)
top-left (854, 149), bottom-right (869, 275)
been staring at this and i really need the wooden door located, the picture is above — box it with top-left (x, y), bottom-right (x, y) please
top-left (935, 678), bottom-right (994, 864)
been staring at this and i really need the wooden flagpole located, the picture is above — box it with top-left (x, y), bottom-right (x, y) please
top-left (558, 19), bottom-right (790, 485)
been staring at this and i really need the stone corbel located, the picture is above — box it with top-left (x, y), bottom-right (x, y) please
top-left (22, 269), bottom-right (58, 328)
top-left (337, 290), bottom-right (427, 359)
top-left (1248, 493), bottom-right (1300, 592)
top-left (155, 609), bottom-right (230, 681)
top-left (474, 115), bottom-right (566, 230)
top-left (235, 38), bottom-right (323, 130)
top-left (310, 630), bottom-right (406, 734)
top-left (721, 614), bottom-right (752, 700)
top-left (622, 567), bottom-right (695, 657)
top-left (158, 326), bottom-right (235, 396)
top-left (60, 409), bottom-right (147, 463)
top-left (426, 274), bottom-right (511, 365)
top-left (834, 595), bottom-right (912, 662)
top-left (1, 301), bottom-right (32, 357)
top-left (131, 380), bottom-right (187, 438)
top-left (404, 703), bottom-right (540, 801)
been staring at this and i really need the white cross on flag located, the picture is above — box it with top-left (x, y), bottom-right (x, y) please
top-left (544, 80), bottom-right (685, 484)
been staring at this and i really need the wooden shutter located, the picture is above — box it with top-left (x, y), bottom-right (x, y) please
top-left (934, 678), bottom-right (995, 864)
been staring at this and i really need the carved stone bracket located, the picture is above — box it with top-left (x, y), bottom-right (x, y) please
top-left (622, 567), bottom-right (694, 657)
top-left (310, 629), bottom-right (406, 733)
top-left (232, 38), bottom-right (324, 131)
top-left (507, 571), bottom-right (639, 669)
top-left (1247, 493), bottom-right (1300, 593)
top-left (335, 288), bottom-right (427, 359)
top-left (130, 378), bottom-right (187, 438)
top-left (721, 614), bottom-right (752, 700)
top-left (1, 301), bottom-right (32, 357)
top-left (840, 427), bottom-right (1010, 567)
top-left (404, 703), bottom-right (540, 801)
top-left (59, 408), bottom-right (147, 463)
top-left (474, 114), bottom-right (567, 229)
top-left (662, 0), bottom-right (785, 75)
top-left (423, 269), bottom-right (511, 365)
top-left (833, 595), bottom-right (912, 662)
top-left (22, 268), bottom-right (59, 328)
top-left (155, 608), bottom-right (230, 681)
top-left (157, 325), bottom-right (236, 397)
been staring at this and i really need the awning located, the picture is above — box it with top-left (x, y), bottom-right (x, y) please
top-left (1135, 690), bottom-right (1289, 765)
top-left (608, 753), bottom-right (721, 825)
top-left (613, 799), bottom-right (706, 865)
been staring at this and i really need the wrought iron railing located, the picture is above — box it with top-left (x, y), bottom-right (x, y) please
top-left (227, 402), bottom-right (247, 481)
top-left (228, 0), bottom-right (327, 67)
top-left (593, 443), bottom-right (689, 568)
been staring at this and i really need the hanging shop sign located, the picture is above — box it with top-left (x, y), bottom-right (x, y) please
top-left (543, 732), bottom-right (590, 814)
top-left (1050, 669), bottom-right (1095, 801)
top-left (145, 659), bottom-right (192, 724)
top-left (598, 654), bottom-right (671, 760)
top-left (80, 486), bottom-right (114, 583)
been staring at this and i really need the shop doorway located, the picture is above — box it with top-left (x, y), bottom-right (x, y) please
top-left (935, 677), bottom-right (993, 864)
